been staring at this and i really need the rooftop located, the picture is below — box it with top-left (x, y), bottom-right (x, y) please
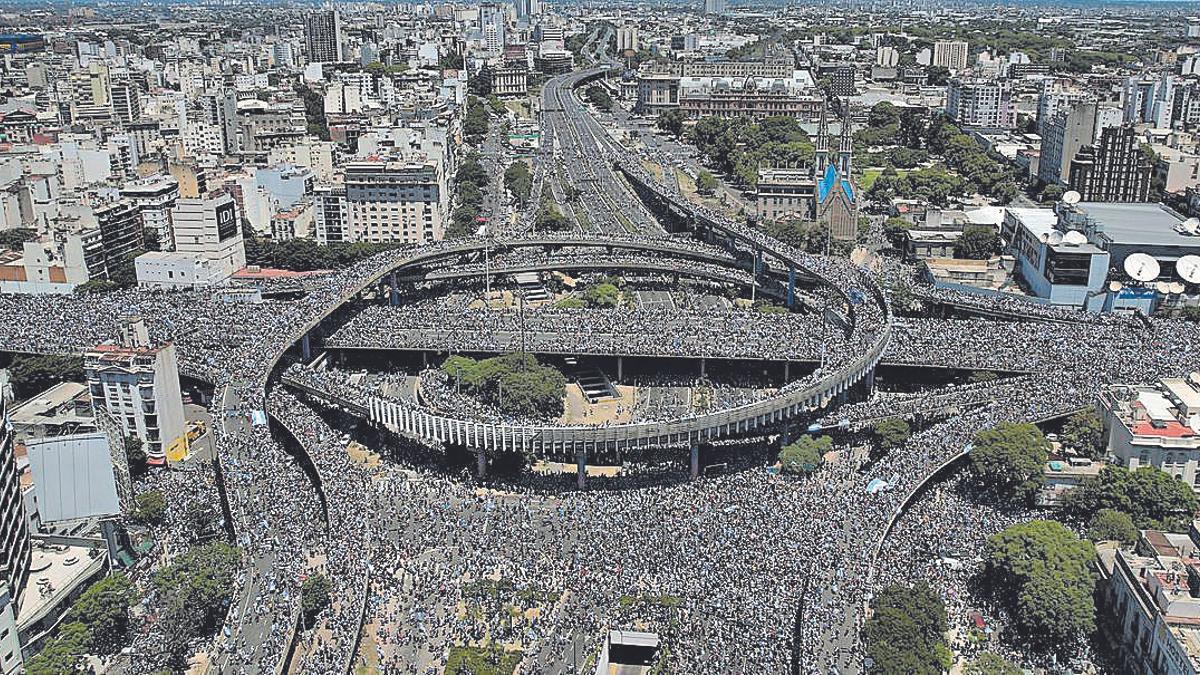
top-left (17, 539), bottom-right (106, 631)
top-left (1079, 202), bottom-right (1196, 249)
top-left (8, 382), bottom-right (90, 427)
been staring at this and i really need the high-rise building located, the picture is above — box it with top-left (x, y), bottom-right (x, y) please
top-left (93, 199), bottom-right (146, 279)
top-left (343, 159), bottom-right (447, 244)
top-left (198, 88), bottom-right (239, 155)
top-left (316, 158), bottom-right (449, 245)
top-left (0, 399), bottom-right (31, 611)
top-left (818, 63), bottom-right (856, 97)
top-left (304, 9), bottom-right (342, 64)
top-left (314, 184), bottom-right (348, 246)
top-left (1068, 125), bottom-right (1153, 203)
top-left (120, 175), bottom-right (180, 251)
top-left (703, 0), bottom-right (726, 15)
top-left (109, 77), bottom-right (141, 124)
top-left (479, 3), bottom-right (507, 52)
top-left (617, 24), bottom-right (639, 53)
top-left (875, 46), bottom-right (899, 68)
top-left (85, 317), bottom-right (187, 464)
top-left (171, 191), bottom-right (246, 278)
top-left (1039, 101), bottom-right (1105, 187)
top-left (1036, 81), bottom-right (1091, 136)
top-left (945, 78), bottom-right (1013, 128)
top-left (932, 40), bottom-right (969, 71)
top-left (69, 61), bottom-right (112, 122)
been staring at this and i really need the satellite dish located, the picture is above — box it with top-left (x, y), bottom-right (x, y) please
top-left (1178, 255), bottom-right (1200, 284)
top-left (1039, 232), bottom-right (1049, 243)
top-left (1171, 281), bottom-right (1186, 294)
top-left (1063, 231), bottom-right (1088, 246)
top-left (1108, 280), bottom-right (1124, 292)
top-left (1157, 280), bottom-right (1172, 294)
top-left (1125, 253), bottom-right (1161, 283)
top-left (1062, 190), bottom-right (1081, 205)
top-left (1047, 230), bottom-right (1064, 246)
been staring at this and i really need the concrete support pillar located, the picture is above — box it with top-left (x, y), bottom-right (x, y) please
top-left (865, 367), bottom-right (876, 396)
top-left (617, 356), bottom-right (623, 382)
top-left (787, 265), bottom-right (796, 307)
top-left (576, 449), bottom-right (587, 489)
top-left (690, 444), bottom-right (700, 479)
top-left (700, 357), bottom-right (706, 378)
top-left (476, 449), bottom-right (487, 478)
top-left (301, 333), bottom-right (311, 362)
top-left (784, 361), bottom-right (790, 382)
top-left (422, 351), bottom-right (428, 369)
top-left (390, 272), bottom-right (400, 307)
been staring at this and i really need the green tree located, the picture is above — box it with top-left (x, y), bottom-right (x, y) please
top-left (8, 354), bottom-right (84, 400)
top-left (696, 170), bottom-right (718, 195)
top-left (301, 573), bottom-right (333, 627)
top-left (926, 65), bottom-right (951, 86)
top-left (778, 436), bottom-right (831, 475)
top-left (124, 435), bottom-right (147, 476)
top-left (985, 520), bottom-right (1096, 648)
top-left (0, 227), bottom-right (37, 250)
top-left (1061, 409), bottom-right (1104, 458)
top-left (868, 101), bottom-right (900, 128)
top-left (873, 418), bottom-right (912, 451)
top-left (863, 583), bottom-right (951, 675)
top-left (582, 282), bottom-right (621, 308)
top-left (134, 490), bottom-right (167, 525)
top-left (440, 353), bottom-right (567, 419)
top-left (1040, 184), bottom-right (1065, 203)
top-left (504, 162), bottom-right (533, 205)
top-left (534, 197), bottom-right (570, 231)
top-left (585, 85), bottom-right (613, 111)
top-left (954, 225), bottom-right (999, 260)
top-left (463, 97), bottom-right (490, 144)
top-left (23, 622), bottom-right (90, 675)
top-left (882, 217), bottom-right (914, 245)
top-left (74, 279), bottom-right (121, 294)
top-left (456, 154), bottom-right (490, 188)
top-left (967, 422), bottom-right (1047, 503)
top-left (1061, 465), bottom-right (1199, 530)
top-left (656, 109), bottom-right (685, 137)
top-left (153, 541), bottom-right (241, 644)
top-left (1087, 508), bottom-right (1138, 544)
top-left (68, 573), bottom-right (136, 654)
top-left (965, 652), bottom-right (1023, 675)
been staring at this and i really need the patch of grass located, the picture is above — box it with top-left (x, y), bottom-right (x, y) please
top-left (859, 168), bottom-right (909, 191)
top-left (444, 645), bottom-right (523, 675)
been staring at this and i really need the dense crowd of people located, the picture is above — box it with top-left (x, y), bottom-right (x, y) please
top-left (329, 304), bottom-right (839, 362)
top-left (268, 388), bottom-right (375, 673)
top-left (5, 99), bottom-right (1200, 675)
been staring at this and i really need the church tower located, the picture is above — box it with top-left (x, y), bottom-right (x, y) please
top-left (837, 102), bottom-right (853, 176)
top-left (813, 98), bottom-right (830, 179)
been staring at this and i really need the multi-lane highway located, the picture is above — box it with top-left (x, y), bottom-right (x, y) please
top-left (540, 67), bottom-right (662, 235)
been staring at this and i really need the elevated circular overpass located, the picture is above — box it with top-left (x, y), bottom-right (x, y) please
top-left (275, 197), bottom-right (892, 459)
